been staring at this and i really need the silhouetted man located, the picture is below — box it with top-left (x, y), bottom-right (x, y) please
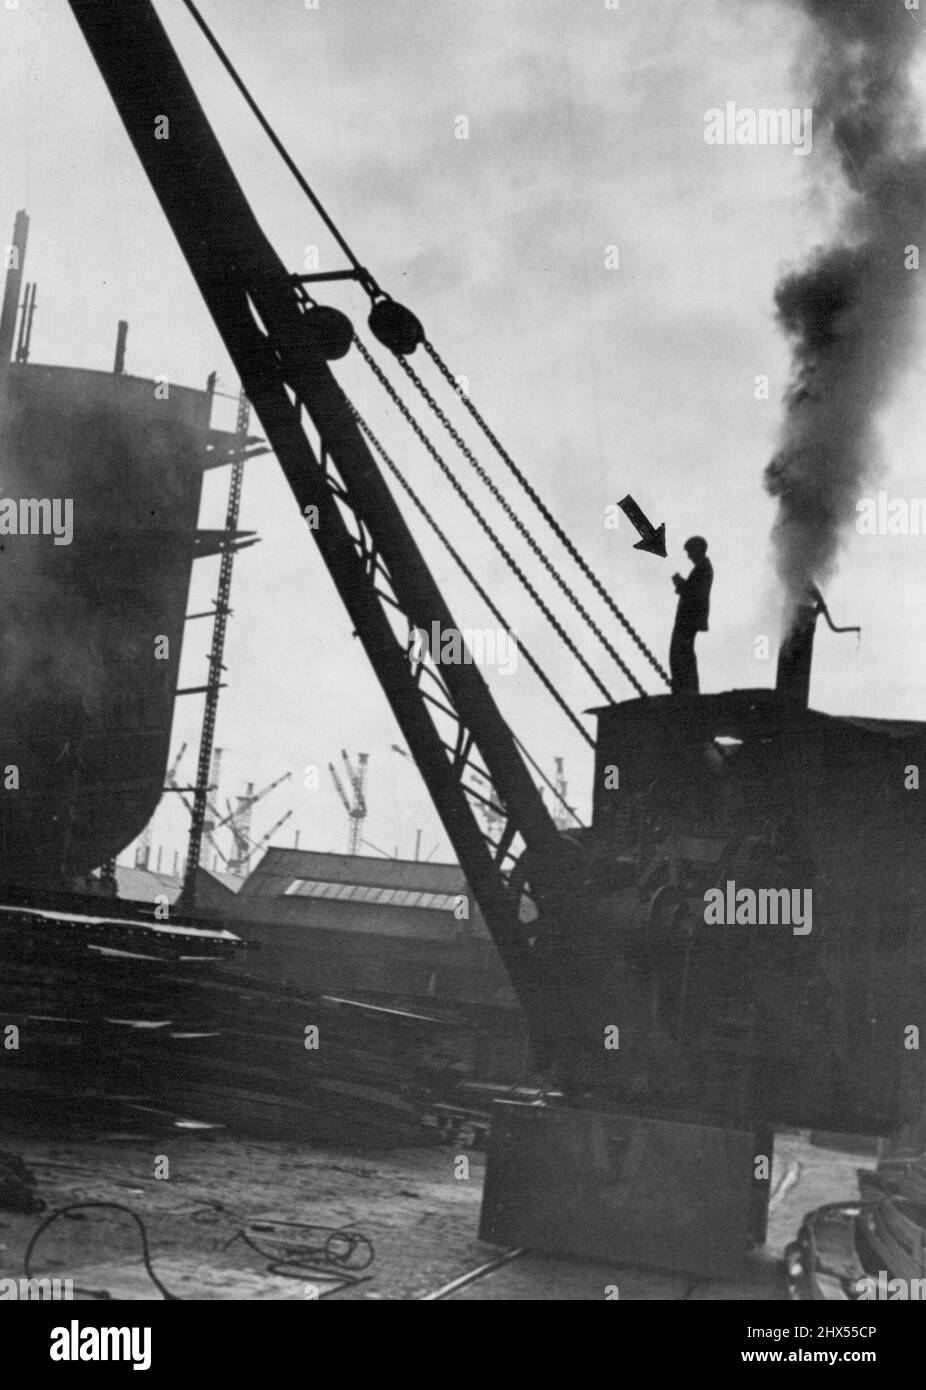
top-left (670, 536), bottom-right (712, 694)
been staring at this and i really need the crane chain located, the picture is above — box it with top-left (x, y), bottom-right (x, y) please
top-left (391, 350), bottom-right (651, 698)
top-left (421, 339), bottom-right (671, 688)
top-left (353, 335), bottom-right (633, 703)
top-left (345, 397), bottom-right (596, 750)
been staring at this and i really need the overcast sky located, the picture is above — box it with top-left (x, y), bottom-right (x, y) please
top-left (2, 0), bottom-right (925, 873)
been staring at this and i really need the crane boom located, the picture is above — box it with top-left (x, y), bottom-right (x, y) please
top-left (328, 763), bottom-right (352, 817)
top-left (66, 0), bottom-right (572, 1020)
top-left (166, 742), bottom-right (188, 785)
top-left (66, 0), bottom-right (676, 1095)
top-left (255, 809), bottom-right (294, 854)
top-left (250, 771), bottom-right (293, 803)
top-left (342, 751), bottom-right (368, 818)
top-left (330, 754), bottom-right (368, 855)
top-left (210, 769), bottom-right (292, 833)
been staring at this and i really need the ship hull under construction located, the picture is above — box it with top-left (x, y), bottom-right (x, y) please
top-left (0, 360), bottom-right (213, 885)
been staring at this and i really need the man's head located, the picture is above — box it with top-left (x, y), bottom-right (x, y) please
top-left (684, 536), bottom-right (708, 562)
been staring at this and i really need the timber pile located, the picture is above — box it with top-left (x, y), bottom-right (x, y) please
top-left (0, 898), bottom-right (479, 1145)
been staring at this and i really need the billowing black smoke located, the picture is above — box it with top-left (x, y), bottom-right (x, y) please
top-left (765, 0), bottom-right (926, 613)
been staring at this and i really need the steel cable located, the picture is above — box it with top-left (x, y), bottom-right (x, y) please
top-left (352, 337), bottom-right (628, 704)
top-left (180, 0), bottom-right (374, 289)
top-left (421, 340), bottom-right (671, 685)
top-left (398, 346), bottom-right (666, 689)
top-left (346, 400), bottom-right (596, 749)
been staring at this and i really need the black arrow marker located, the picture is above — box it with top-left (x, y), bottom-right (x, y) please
top-left (617, 494), bottom-right (667, 558)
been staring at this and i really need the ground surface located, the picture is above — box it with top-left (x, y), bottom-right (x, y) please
top-left (0, 1128), bottom-right (873, 1300)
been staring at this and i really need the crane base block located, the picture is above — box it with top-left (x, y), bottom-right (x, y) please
top-left (479, 1100), bottom-right (757, 1278)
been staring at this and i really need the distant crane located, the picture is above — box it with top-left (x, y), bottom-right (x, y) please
top-left (251, 808), bottom-right (294, 860)
top-left (165, 745), bottom-right (291, 877)
top-left (166, 740), bottom-right (225, 870)
top-left (227, 782), bottom-right (255, 873)
top-left (466, 767), bottom-right (505, 842)
top-left (136, 740), bottom-right (188, 868)
top-left (329, 750), bottom-right (368, 855)
top-left (164, 741), bottom-right (189, 798)
top-left (220, 769), bottom-right (293, 875)
top-left (552, 756), bottom-right (576, 831)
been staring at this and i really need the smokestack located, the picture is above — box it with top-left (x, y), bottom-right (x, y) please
top-left (776, 592), bottom-right (821, 706)
top-left (15, 282), bottom-right (36, 364)
top-left (775, 584), bottom-right (859, 706)
top-left (113, 319), bottom-right (128, 374)
top-left (765, 2), bottom-right (926, 620)
top-left (0, 210), bottom-right (29, 368)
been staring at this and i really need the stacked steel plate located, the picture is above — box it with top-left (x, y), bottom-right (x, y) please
top-left (0, 896), bottom-right (483, 1145)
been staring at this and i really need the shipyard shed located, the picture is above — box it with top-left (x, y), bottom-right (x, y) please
top-left (229, 848), bottom-right (489, 939)
top-left (215, 848), bottom-right (518, 1008)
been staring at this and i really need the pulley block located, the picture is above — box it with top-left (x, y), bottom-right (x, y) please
top-left (301, 303), bottom-right (354, 361)
top-left (368, 297), bottom-right (424, 356)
